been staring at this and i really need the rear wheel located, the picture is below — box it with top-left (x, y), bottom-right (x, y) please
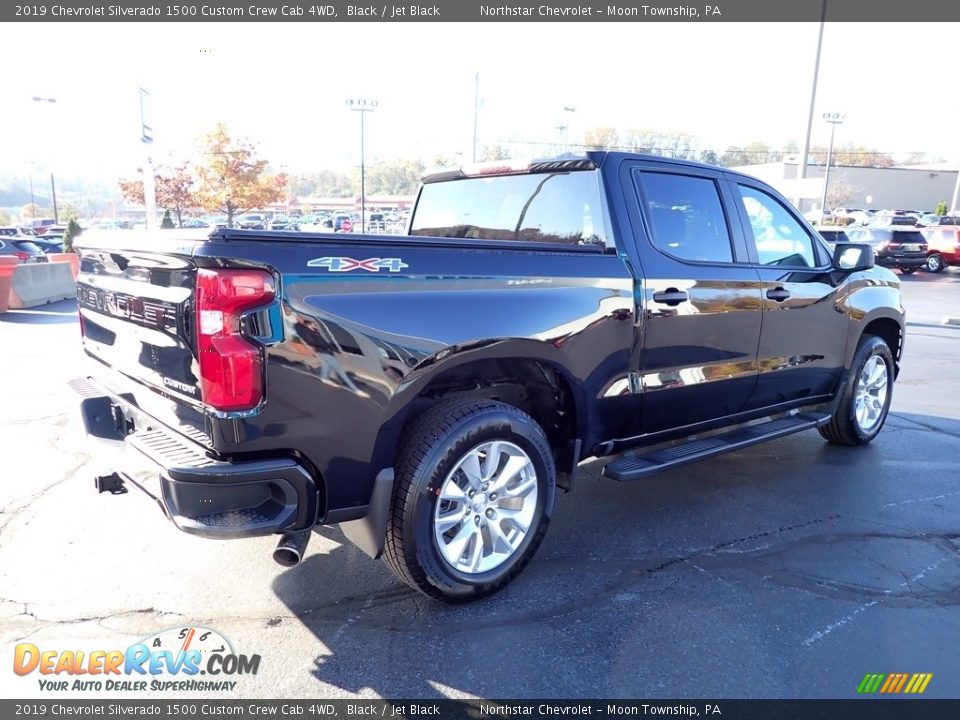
top-left (819, 335), bottom-right (894, 446)
top-left (925, 253), bottom-right (944, 273)
top-left (384, 399), bottom-right (555, 602)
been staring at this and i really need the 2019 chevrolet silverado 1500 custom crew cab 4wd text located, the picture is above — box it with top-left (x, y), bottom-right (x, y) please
top-left (74, 153), bottom-right (904, 601)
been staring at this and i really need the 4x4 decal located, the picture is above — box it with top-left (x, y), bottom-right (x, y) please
top-left (307, 256), bottom-right (409, 272)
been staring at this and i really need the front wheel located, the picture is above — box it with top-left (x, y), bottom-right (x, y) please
top-left (384, 399), bottom-right (556, 602)
top-left (925, 253), bottom-right (945, 273)
top-left (819, 335), bottom-right (894, 446)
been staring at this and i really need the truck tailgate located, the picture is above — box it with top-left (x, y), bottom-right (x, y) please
top-left (76, 238), bottom-right (210, 444)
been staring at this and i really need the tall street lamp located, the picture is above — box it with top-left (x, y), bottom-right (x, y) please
top-left (32, 96), bottom-right (59, 223)
top-left (819, 112), bottom-right (845, 225)
top-left (346, 98), bottom-right (378, 233)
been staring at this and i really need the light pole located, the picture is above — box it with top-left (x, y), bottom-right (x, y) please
top-left (346, 98), bottom-right (377, 233)
top-left (140, 87), bottom-right (158, 231)
top-left (28, 164), bottom-right (35, 213)
top-left (796, 0), bottom-right (828, 209)
top-left (819, 112), bottom-right (845, 225)
top-left (32, 96), bottom-right (59, 223)
top-left (562, 106), bottom-right (575, 152)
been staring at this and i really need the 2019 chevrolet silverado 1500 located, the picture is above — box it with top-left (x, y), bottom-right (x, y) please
top-left (75, 152), bottom-right (904, 601)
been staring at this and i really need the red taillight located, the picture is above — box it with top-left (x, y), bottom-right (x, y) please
top-left (195, 268), bottom-right (275, 412)
top-left (14, 251), bottom-right (30, 261)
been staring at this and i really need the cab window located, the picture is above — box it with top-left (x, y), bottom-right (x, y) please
top-left (737, 185), bottom-right (817, 267)
top-left (634, 172), bottom-right (734, 263)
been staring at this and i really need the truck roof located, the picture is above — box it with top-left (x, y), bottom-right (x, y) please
top-left (421, 151), bottom-right (752, 184)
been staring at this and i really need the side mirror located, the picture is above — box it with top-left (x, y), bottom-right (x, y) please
top-left (833, 242), bottom-right (875, 272)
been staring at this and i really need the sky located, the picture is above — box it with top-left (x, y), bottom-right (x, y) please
top-left (3, 21), bottom-right (956, 181)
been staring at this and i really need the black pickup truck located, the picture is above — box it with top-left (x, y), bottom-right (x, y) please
top-left (75, 152), bottom-right (904, 601)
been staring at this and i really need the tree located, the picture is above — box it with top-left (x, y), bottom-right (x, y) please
top-left (59, 202), bottom-right (81, 223)
top-left (362, 159), bottom-right (425, 195)
top-left (620, 130), bottom-right (700, 159)
top-left (935, 200), bottom-right (948, 216)
top-left (825, 180), bottom-right (860, 210)
top-left (20, 204), bottom-right (46, 220)
top-left (699, 149), bottom-right (720, 166)
top-left (810, 144), bottom-right (894, 168)
top-left (63, 219), bottom-right (82, 253)
top-left (194, 124), bottom-right (286, 227)
top-left (584, 126), bottom-right (620, 150)
top-left (118, 161), bottom-right (197, 227)
top-left (161, 210), bottom-right (175, 229)
top-left (478, 144), bottom-right (511, 162)
top-left (719, 141), bottom-right (780, 167)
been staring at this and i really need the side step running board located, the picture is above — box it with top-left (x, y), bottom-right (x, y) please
top-left (602, 413), bottom-right (830, 481)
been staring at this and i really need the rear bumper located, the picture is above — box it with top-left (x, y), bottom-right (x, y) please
top-left (877, 255), bottom-right (926, 269)
top-left (72, 377), bottom-right (320, 539)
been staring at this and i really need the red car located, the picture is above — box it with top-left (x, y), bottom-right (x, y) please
top-left (921, 227), bottom-right (960, 273)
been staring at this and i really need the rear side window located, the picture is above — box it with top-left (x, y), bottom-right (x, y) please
top-left (737, 185), bottom-right (817, 268)
top-left (634, 172), bottom-right (734, 263)
top-left (13, 241), bottom-right (42, 253)
top-left (410, 171), bottom-right (608, 246)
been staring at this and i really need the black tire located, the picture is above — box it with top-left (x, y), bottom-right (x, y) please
top-left (900, 267), bottom-right (917, 275)
top-left (819, 334), bottom-right (894, 446)
top-left (925, 254), bottom-right (945, 273)
top-left (383, 399), bottom-right (556, 602)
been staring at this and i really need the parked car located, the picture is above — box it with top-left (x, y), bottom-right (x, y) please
top-left (845, 226), bottom-right (928, 274)
top-left (0, 230), bottom-right (48, 263)
top-left (872, 213), bottom-right (919, 227)
top-left (180, 218), bottom-right (211, 229)
top-left (833, 208), bottom-right (874, 226)
top-left (75, 151), bottom-right (904, 602)
top-left (32, 238), bottom-right (65, 254)
top-left (269, 217), bottom-right (299, 231)
top-left (917, 214), bottom-right (960, 227)
top-left (815, 228), bottom-right (849, 246)
top-left (920, 226), bottom-right (960, 273)
top-left (235, 214), bottom-right (268, 230)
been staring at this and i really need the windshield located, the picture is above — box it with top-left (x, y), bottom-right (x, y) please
top-left (410, 170), bottom-right (609, 246)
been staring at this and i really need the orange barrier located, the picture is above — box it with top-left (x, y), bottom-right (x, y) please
top-left (47, 253), bottom-right (79, 280)
top-left (0, 257), bottom-right (18, 314)
top-left (8, 261), bottom-right (76, 309)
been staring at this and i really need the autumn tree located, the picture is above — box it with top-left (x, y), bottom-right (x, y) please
top-left (809, 144), bottom-right (894, 168)
top-left (193, 124), bottom-right (286, 227)
top-left (719, 141), bottom-right (781, 167)
top-left (118, 162), bottom-right (198, 227)
top-left (20, 203), bottom-right (46, 220)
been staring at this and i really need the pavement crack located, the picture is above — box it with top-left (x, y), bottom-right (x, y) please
top-left (0, 458), bottom-right (89, 538)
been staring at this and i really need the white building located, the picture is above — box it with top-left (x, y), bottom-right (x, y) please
top-left (731, 160), bottom-right (959, 213)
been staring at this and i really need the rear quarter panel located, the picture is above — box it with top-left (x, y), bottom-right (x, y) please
top-left (197, 235), bottom-right (636, 516)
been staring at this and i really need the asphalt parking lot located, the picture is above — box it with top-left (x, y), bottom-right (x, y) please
top-left (1, 270), bottom-right (959, 700)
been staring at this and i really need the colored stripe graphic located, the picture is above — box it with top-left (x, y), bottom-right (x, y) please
top-left (857, 672), bottom-right (932, 694)
top-left (857, 674), bottom-right (885, 693)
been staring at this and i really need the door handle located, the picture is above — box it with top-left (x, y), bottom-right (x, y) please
top-left (652, 289), bottom-right (688, 306)
top-left (766, 287), bottom-right (791, 302)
